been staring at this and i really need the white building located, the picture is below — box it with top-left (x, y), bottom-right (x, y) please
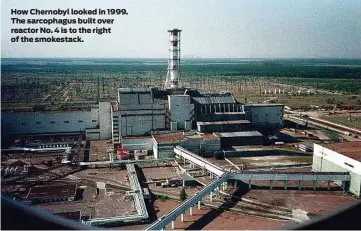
top-left (313, 142), bottom-right (361, 197)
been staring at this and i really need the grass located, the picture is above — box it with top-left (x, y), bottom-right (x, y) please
top-left (322, 129), bottom-right (342, 141)
top-left (320, 116), bottom-right (361, 130)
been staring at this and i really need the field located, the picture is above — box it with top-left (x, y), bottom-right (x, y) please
top-left (1, 58), bottom-right (361, 111)
top-left (320, 115), bottom-right (361, 130)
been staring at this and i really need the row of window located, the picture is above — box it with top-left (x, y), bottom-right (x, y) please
top-left (20, 120), bottom-right (97, 125)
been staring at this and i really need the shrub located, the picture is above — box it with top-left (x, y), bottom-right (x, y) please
top-left (179, 188), bottom-right (187, 201)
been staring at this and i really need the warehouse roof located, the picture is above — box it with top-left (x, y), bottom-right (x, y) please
top-left (197, 120), bottom-right (251, 126)
top-left (323, 142), bottom-right (361, 162)
top-left (214, 131), bottom-right (263, 138)
top-left (26, 183), bottom-right (77, 200)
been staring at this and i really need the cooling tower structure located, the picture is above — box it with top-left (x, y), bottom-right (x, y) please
top-left (164, 28), bottom-right (182, 89)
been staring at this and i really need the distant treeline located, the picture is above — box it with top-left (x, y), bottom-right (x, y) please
top-left (2, 58), bottom-right (361, 93)
top-left (2, 59), bottom-right (361, 79)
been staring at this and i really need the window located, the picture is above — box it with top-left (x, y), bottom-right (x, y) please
top-left (36, 122), bottom-right (41, 124)
top-left (21, 122), bottom-right (26, 126)
top-left (50, 121), bottom-right (55, 124)
top-left (345, 162), bottom-right (354, 168)
top-left (78, 120), bottom-right (83, 123)
top-left (64, 121), bottom-right (69, 123)
top-left (92, 120), bottom-right (97, 123)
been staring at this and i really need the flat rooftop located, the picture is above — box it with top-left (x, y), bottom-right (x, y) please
top-left (197, 120), bottom-right (251, 126)
top-left (26, 183), bottom-right (77, 200)
top-left (153, 131), bottom-right (218, 143)
top-left (215, 131), bottom-right (263, 138)
top-left (323, 142), bottom-right (361, 162)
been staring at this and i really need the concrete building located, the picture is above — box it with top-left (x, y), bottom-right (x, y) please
top-left (214, 131), bottom-right (264, 148)
top-left (152, 132), bottom-right (221, 159)
top-left (197, 120), bottom-right (251, 133)
top-left (114, 88), bottom-right (166, 138)
top-left (1, 102), bottom-right (112, 140)
top-left (1, 29), bottom-right (284, 150)
top-left (312, 142), bottom-right (361, 197)
top-left (244, 104), bottom-right (284, 130)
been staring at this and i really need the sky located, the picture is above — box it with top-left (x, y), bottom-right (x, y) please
top-left (1, 0), bottom-right (361, 58)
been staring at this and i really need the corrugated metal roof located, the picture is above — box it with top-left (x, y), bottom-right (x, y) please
top-left (192, 96), bottom-right (236, 104)
top-left (215, 131), bottom-right (263, 138)
top-left (197, 120), bottom-right (251, 126)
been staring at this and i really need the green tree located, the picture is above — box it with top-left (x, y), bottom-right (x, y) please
top-left (213, 151), bottom-right (224, 160)
top-left (180, 188), bottom-right (187, 201)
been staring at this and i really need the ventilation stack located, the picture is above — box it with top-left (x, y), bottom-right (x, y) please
top-left (164, 28), bottom-right (182, 89)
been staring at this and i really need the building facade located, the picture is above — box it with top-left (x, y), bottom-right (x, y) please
top-left (312, 143), bottom-right (361, 197)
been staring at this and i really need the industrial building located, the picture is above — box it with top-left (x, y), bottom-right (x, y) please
top-left (152, 132), bottom-right (220, 159)
top-left (1, 28), bottom-right (284, 162)
top-left (312, 142), bottom-right (361, 197)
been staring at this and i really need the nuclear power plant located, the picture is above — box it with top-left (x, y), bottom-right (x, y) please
top-left (3, 29), bottom-right (358, 230)
top-left (2, 28), bottom-right (284, 150)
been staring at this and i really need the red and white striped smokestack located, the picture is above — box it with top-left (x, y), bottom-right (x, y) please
top-left (164, 28), bottom-right (182, 89)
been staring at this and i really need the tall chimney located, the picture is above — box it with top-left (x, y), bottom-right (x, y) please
top-left (164, 28), bottom-right (182, 89)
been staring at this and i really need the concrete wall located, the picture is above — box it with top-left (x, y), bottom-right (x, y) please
top-left (153, 138), bottom-right (221, 159)
top-left (2, 108), bottom-right (99, 136)
top-left (122, 138), bottom-right (153, 151)
top-left (245, 105), bottom-right (284, 129)
top-left (168, 95), bottom-right (194, 130)
top-left (153, 141), bottom-right (178, 159)
top-left (119, 113), bottom-right (165, 136)
top-left (313, 144), bottom-right (361, 197)
top-left (98, 102), bottom-right (112, 140)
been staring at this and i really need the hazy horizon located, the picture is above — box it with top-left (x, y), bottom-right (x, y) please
top-left (2, 0), bottom-right (361, 59)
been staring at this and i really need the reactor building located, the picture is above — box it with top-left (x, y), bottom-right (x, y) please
top-left (1, 28), bottom-right (284, 159)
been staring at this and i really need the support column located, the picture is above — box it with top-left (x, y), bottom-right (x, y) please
top-left (190, 206), bottom-right (193, 216)
top-left (181, 213), bottom-right (184, 222)
top-left (209, 172), bottom-right (212, 179)
top-left (342, 181), bottom-right (346, 192)
top-left (284, 180), bottom-right (288, 190)
top-left (171, 220), bottom-right (175, 229)
top-left (298, 180), bottom-right (302, 190)
top-left (234, 180), bottom-right (238, 188)
top-left (210, 192), bottom-right (213, 202)
top-left (270, 180), bottom-right (273, 190)
top-left (217, 186), bottom-right (220, 195)
top-left (313, 180), bottom-right (317, 191)
top-left (198, 200), bottom-right (201, 209)
top-left (327, 181), bottom-right (331, 191)
top-left (248, 180), bottom-right (252, 189)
